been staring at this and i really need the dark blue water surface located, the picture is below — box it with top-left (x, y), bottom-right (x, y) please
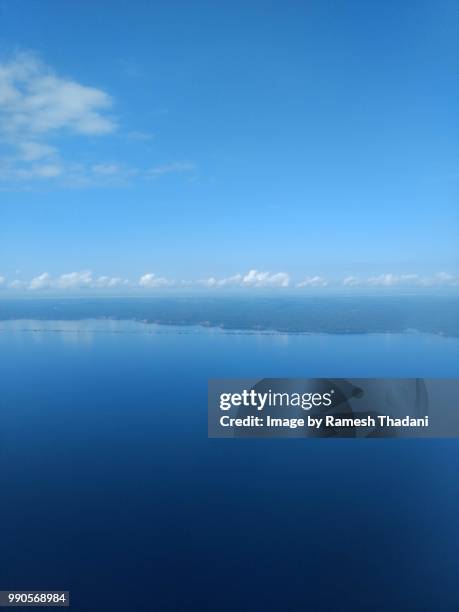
top-left (1, 320), bottom-right (459, 611)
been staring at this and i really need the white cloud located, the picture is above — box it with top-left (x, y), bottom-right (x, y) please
top-left (198, 277), bottom-right (218, 288)
top-left (94, 276), bottom-right (129, 288)
top-left (19, 271), bottom-right (131, 291)
top-left (431, 272), bottom-right (459, 286)
top-left (242, 269), bottom-right (290, 288)
top-left (41, 164), bottom-right (62, 177)
top-left (3, 270), bottom-right (458, 292)
top-left (218, 274), bottom-right (243, 287)
top-left (17, 141), bottom-right (57, 161)
top-left (343, 276), bottom-right (361, 287)
top-left (296, 276), bottom-right (328, 288)
top-left (0, 55), bottom-right (196, 187)
top-left (0, 52), bottom-right (115, 136)
top-left (367, 273), bottom-right (419, 287)
top-left (55, 270), bottom-right (94, 289)
top-left (32, 164), bottom-right (62, 178)
top-left (199, 274), bottom-right (243, 288)
top-left (138, 273), bottom-right (174, 288)
top-left (29, 272), bottom-right (52, 290)
top-left (342, 272), bottom-right (459, 288)
top-left (0, 160), bottom-right (55, 181)
top-left (199, 270), bottom-right (290, 288)
top-left (0, 52), bottom-right (116, 184)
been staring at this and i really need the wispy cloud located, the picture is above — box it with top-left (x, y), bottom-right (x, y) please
top-left (54, 271), bottom-right (95, 289)
top-left (296, 276), bottom-right (328, 288)
top-left (0, 52), bottom-right (115, 136)
top-left (343, 276), bottom-right (361, 287)
top-left (342, 272), bottom-right (459, 288)
top-left (367, 273), bottom-right (421, 287)
top-left (29, 272), bottom-right (52, 290)
top-left (242, 270), bottom-right (290, 288)
top-left (2, 270), bottom-right (458, 292)
top-left (432, 272), bottom-right (459, 286)
top-left (138, 273), bottom-right (175, 288)
top-left (0, 51), bottom-right (116, 185)
top-left (200, 270), bottom-right (290, 288)
top-left (17, 141), bottom-right (57, 161)
top-left (94, 276), bottom-right (129, 288)
top-left (21, 270), bottom-right (129, 291)
top-left (0, 52), bottom-right (198, 188)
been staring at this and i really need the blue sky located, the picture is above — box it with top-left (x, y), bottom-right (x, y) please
top-left (0, 0), bottom-right (457, 293)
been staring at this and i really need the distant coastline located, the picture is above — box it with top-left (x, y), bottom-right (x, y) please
top-left (0, 296), bottom-right (458, 337)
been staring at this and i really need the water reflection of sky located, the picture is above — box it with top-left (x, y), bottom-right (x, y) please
top-left (1, 319), bottom-right (459, 378)
top-left (0, 319), bottom-right (459, 610)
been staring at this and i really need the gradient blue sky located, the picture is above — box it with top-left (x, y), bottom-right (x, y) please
top-left (0, 0), bottom-right (458, 293)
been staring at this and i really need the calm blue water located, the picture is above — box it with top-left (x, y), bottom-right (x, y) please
top-left (1, 320), bottom-right (459, 611)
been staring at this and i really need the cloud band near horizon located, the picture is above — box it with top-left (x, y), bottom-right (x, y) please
top-left (0, 270), bottom-right (458, 292)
